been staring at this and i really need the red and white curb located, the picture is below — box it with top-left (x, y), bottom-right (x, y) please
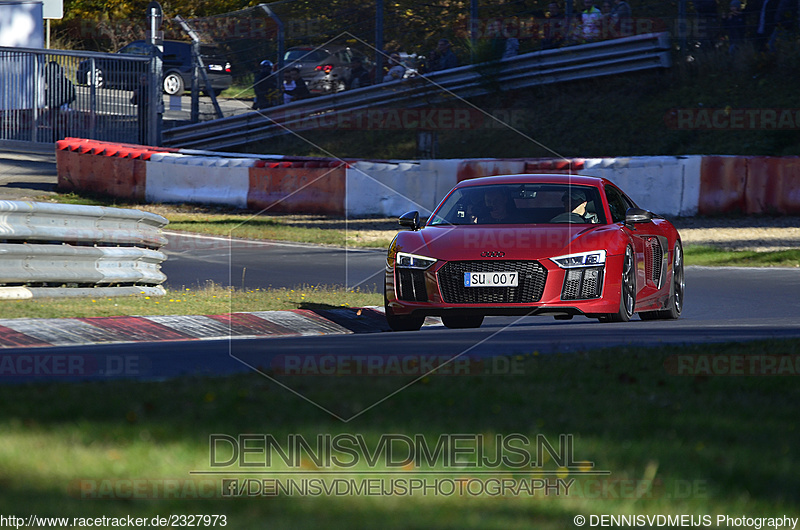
top-left (0, 307), bottom-right (399, 349)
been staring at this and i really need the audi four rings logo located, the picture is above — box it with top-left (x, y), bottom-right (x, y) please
top-left (481, 251), bottom-right (505, 258)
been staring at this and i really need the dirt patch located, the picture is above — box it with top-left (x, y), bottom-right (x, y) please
top-left (673, 217), bottom-right (800, 252)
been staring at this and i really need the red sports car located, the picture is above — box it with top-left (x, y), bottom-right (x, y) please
top-left (384, 174), bottom-right (684, 331)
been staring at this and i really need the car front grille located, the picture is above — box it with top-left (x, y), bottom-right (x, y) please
top-left (437, 261), bottom-right (547, 304)
top-left (397, 269), bottom-right (428, 302)
top-left (561, 266), bottom-right (604, 300)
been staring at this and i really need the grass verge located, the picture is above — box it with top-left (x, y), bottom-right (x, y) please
top-left (1, 339), bottom-right (798, 528)
top-left (684, 245), bottom-right (800, 267)
top-left (0, 284), bottom-right (382, 320)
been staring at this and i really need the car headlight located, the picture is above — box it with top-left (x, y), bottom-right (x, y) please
top-left (396, 252), bottom-right (437, 270)
top-left (551, 250), bottom-right (606, 268)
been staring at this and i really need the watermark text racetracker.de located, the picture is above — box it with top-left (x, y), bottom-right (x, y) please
top-left (271, 353), bottom-right (525, 376)
top-left (573, 514), bottom-right (799, 528)
top-left (664, 354), bottom-right (800, 376)
top-left (268, 108), bottom-right (527, 132)
top-left (0, 354), bottom-right (147, 378)
top-left (665, 108), bottom-right (800, 130)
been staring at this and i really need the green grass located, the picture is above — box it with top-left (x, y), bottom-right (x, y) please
top-left (166, 213), bottom-right (392, 248)
top-left (1, 340), bottom-right (798, 527)
top-left (218, 81), bottom-right (255, 101)
top-left (685, 245), bottom-right (800, 267)
top-left (0, 284), bottom-right (382, 319)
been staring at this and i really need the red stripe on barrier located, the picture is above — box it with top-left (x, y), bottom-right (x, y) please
top-left (524, 159), bottom-right (584, 172)
top-left (0, 324), bottom-right (51, 348)
top-left (247, 164), bottom-right (346, 215)
top-left (102, 146), bottom-right (121, 157)
top-left (124, 150), bottom-right (146, 159)
top-left (55, 139), bottom-right (73, 151)
top-left (745, 156), bottom-right (800, 214)
top-left (60, 147), bottom-right (145, 200)
top-left (56, 147), bottom-right (82, 193)
top-left (698, 156), bottom-right (747, 215)
top-left (207, 313), bottom-right (300, 336)
top-left (76, 316), bottom-right (194, 342)
top-left (59, 138), bottom-right (90, 152)
top-left (456, 160), bottom-right (527, 182)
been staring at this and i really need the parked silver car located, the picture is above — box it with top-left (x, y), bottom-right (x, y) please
top-left (283, 45), bottom-right (372, 94)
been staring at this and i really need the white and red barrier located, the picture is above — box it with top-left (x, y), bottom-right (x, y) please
top-left (55, 138), bottom-right (800, 217)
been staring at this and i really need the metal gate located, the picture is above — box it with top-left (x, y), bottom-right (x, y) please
top-left (0, 46), bottom-right (154, 146)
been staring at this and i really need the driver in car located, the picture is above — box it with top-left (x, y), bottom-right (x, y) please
top-left (482, 188), bottom-right (519, 223)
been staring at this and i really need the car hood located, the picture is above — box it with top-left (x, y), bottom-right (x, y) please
top-left (394, 224), bottom-right (622, 262)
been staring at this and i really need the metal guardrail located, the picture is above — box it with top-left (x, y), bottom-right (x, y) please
top-left (0, 201), bottom-right (168, 299)
top-left (163, 32), bottom-right (672, 150)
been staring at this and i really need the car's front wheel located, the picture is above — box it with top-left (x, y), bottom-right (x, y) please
top-left (599, 245), bottom-right (636, 322)
top-left (441, 315), bottom-right (484, 329)
top-left (384, 294), bottom-right (424, 332)
top-left (640, 241), bottom-right (684, 320)
top-left (385, 310), bottom-right (424, 331)
top-left (163, 72), bottom-right (185, 95)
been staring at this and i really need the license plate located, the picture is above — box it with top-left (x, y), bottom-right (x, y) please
top-left (464, 272), bottom-right (518, 287)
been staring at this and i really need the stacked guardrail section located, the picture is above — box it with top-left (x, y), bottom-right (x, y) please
top-left (0, 201), bottom-right (168, 299)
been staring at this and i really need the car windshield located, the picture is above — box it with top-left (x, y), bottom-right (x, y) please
top-left (427, 183), bottom-right (607, 226)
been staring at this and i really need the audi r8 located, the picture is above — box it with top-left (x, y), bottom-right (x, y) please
top-left (384, 174), bottom-right (684, 331)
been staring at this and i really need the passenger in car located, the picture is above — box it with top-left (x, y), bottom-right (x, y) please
top-left (482, 188), bottom-right (520, 223)
top-left (551, 189), bottom-right (599, 223)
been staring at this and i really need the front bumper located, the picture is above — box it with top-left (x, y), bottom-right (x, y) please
top-left (386, 255), bottom-right (624, 318)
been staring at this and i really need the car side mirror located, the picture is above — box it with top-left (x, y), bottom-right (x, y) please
top-left (398, 211), bottom-right (421, 230)
top-left (625, 207), bottom-right (653, 224)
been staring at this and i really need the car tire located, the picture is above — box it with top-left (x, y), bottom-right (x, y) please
top-left (163, 72), bottom-right (184, 95)
top-left (639, 242), bottom-right (684, 320)
top-left (441, 315), bottom-right (484, 329)
top-left (600, 245), bottom-right (636, 323)
top-left (384, 294), bottom-right (424, 332)
top-left (385, 310), bottom-right (425, 332)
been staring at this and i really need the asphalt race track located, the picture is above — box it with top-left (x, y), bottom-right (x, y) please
top-left (161, 232), bottom-right (386, 291)
top-left (4, 234), bottom-right (800, 394)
